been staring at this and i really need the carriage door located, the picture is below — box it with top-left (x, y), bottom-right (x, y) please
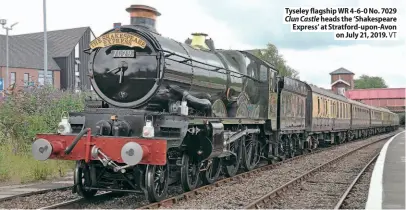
top-left (268, 69), bottom-right (278, 130)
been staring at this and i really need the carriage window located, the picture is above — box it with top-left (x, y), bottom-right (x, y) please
top-left (320, 97), bottom-right (323, 116)
top-left (259, 65), bottom-right (268, 82)
top-left (330, 101), bottom-right (333, 118)
top-left (336, 102), bottom-right (338, 117)
top-left (344, 104), bottom-right (346, 119)
top-left (344, 104), bottom-right (347, 119)
top-left (341, 103), bottom-right (343, 119)
top-left (327, 100), bottom-right (330, 118)
top-left (343, 103), bottom-right (347, 119)
top-left (335, 102), bottom-right (338, 117)
top-left (298, 98), bottom-right (302, 117)
top-left (320, 97), bottom-right (323, 117)
top-left (269, 70), bottom-right (275, 90)
top-left (336, 102), bottom-right (339, 118)
top-left (342, 103), bottom-right (345, 119)
top-left (317, 97), bottom-right (321, 116)
top-left (346, 104), bottom-right (348, 119)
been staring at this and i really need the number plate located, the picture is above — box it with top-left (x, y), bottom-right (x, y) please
top-left (111, 50), bottom-right (135, 58)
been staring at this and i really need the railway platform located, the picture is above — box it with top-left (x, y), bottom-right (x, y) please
top-left (366, 130), bottom-right (405, 209)
top-left (0, 172), bottom-right (73, 200)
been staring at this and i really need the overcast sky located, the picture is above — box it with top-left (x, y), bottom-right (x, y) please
top-left (0, 0), bottom-right (405, 88)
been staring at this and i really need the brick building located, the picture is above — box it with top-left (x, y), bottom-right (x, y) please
top-left (329, 67), bottom-right (405, 114)
top-left (330, 67), bottom-right (355, 95)
top-left (345, 88), bottom-right (405, 114)
top-left (0, 27), bottom-right (94, 91)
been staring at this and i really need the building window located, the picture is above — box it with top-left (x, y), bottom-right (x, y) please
top-left (10, 72), bottom-right (16, 86)
top-left (38, 70), bottom-right (53, 86)
top-left (24, 73), bottom-right (30, 87)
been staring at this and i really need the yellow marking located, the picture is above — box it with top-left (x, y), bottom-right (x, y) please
top-left (90, 32), bottom-right (147, 49)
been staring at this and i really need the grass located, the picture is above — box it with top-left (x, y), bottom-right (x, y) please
top-left (0, 85), bottom-right (90, 184)
top-left (0, 145), bottom-right (74, 184)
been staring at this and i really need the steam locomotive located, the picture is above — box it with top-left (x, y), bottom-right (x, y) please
top-left (31, 5), bottom-right (400, 202)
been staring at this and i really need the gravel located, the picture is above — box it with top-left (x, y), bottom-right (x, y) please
top-left (339, 161), bottom-right (376, 209)
top-left (70, 186), bottom-right (184, 209)
top-left (265, 139), bottom-right (385, 209)
top-left (151, 132), bottom-right (394, 209)
top-left (0, 189), bottom-right (79, 209)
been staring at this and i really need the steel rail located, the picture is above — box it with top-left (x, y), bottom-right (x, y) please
top-left (242, 135), bottom-right (390, 209)
top-left (333, 153), bottom-right (379, 209)
top-left (138, 132), bottom-right (396, 209)
top-left (38, 192), bottom-right (113, 209)
top-left (39, 197), bottom-right (83, 210)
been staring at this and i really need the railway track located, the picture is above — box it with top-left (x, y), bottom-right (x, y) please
top-left (38, 192), bottom-right (115, 209)
top-left (243, 136), bottom-right (386, 209)
top-left (137, 132), bottom-right (396, 209)
top-left (4, 131), bottom-right (393, 209)
top-left (333, 153), bottom-right (378, 209)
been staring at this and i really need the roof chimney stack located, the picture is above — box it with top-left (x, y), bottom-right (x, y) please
top-left (126, 5), bottom-right (160, 32)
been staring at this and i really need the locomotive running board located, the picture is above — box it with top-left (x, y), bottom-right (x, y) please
top-left (224, 128), bottom-right (260, 145)
top-left (217, 128), bottom-right (260, 158)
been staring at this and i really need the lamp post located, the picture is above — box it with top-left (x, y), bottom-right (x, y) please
top-left (43, 0), bottom-right (48, 85)
top-left (0, 19), bottom-right (18, 89)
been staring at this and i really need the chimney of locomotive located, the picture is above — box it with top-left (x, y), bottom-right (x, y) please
top-left (126, 5), bottom-right (161, 32)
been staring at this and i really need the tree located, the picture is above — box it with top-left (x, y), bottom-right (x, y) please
top-left (354, 74), bottom-right (388, 89)
top-left (253, 43), bottom-right (299, 79)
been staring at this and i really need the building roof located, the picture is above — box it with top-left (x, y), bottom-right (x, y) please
top-left (345, 88), bottom-right (406, 100)
top-left (0, 35), bottom-right (61, 70)
top-left (0, 27), bottom-right (91, 70)
top-left (330, 67), bottom-right (354, 75)
top-left (14, 27), bottom-right (90, 57)
top-left (331, 78), bottom-right (351, 86)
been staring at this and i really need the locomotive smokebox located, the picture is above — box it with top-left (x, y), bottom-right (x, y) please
top-left (126, 4), bottom-right (161, 32)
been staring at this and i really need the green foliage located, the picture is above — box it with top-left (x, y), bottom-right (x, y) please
top-left (0, 85), bottom-right (90, 183)
top-left (0, 144), bottom-right (73, 183)
top-left (354, 74), bottom-right (388, 89)
top-left (253, 43), bottom-right (299, 79)
top-left (398, 113), bottom-right (405, 125)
